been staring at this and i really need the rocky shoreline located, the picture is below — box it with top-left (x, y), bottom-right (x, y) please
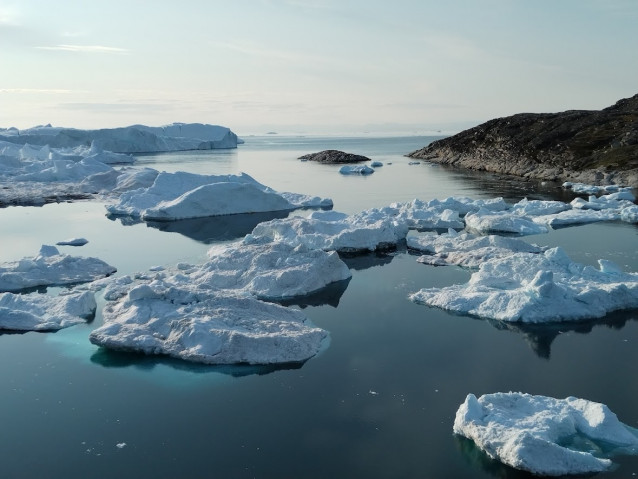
top-left (408, 94), bottom-right (638, 187)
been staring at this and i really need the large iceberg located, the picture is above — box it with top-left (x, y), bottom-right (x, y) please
top-left (245, 209), bottom-right (409, 253)
top-left (105, 171), bottom-right (332, 220)
top-left (0, 291), bottom-right (96, 331)
top-left (410, 247), bottom-right (638, 322)
top-left (454, 392), bottom-right (638, 476)
top-left (89, 284), bottom-right (327, 365)
top-left (407, 229), bottom-right (544, 268)
top-left (0, 122), bottom-right (241, 152)
top-left (0, 245), bottom-right (116, 292)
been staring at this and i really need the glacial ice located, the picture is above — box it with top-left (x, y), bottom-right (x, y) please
top-left (339, 165), bottom-right (374, 175)
top-left (410, 247), bottom-right (638, 322)
top-left (105, 171), bottom-right (332, 220)
top-left (464, 208), bottom-right (549, 235)
top-left (0, 245), bottom-right (116, 292)
top-left (454, 392), bottom-right (638, 476)
top-left (56, 238), bottom-right (88, 246)
top-left (408, 230), bottom-right (544, 268)
top-left (89, 284), bottom-right (327, 365)
top-left (0, 122), bottom-right (240, 152)
top-left (245, 208), bottom-right (409, 253)
top-left (380, 199), bottom-right (464, 230)
top-left (0, 291), bottom-right (96, 331)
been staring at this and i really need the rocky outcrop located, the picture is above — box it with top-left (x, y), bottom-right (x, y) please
top-left (299, 150), bottom-right (371, 164)
top-left (408, 94), bottom-right (638, 186)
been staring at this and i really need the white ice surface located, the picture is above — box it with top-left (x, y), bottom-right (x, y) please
top-left (410, 247), bottom-right (638, 322)
top-left (464, 208), bottom-right (549, 235)
top-left (380, 199), bottom-right (464, 230)
top-left (245, 208), bottom-right (409, 253)
top-left (408, 230), bottom-right (543, 268)
top-left (0, 291), bottom-right (96, 331)
top-left (0, 245), bottom-right (116, 292)
top-left (454, 392), bottom-right (638, 476)
top-left (89, 284), bottom-right (327, 365)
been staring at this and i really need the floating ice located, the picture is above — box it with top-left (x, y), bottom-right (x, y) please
top-left (510, 198), bottom-right (571, 216)
top-left (464, 208), bottom-right (549, 235)
top-left (408, 230), bottom-right (543, 268)
top-left (380, 199), bottom-right (464, 230)
top-left (56, 238), bottom-right (88, 246)
top-left (410, 247), bottom-right (638, 322)
top-left (370, 161), bottom-right (383, 167)
top-left (0, 291), bottom-right (96, 331)
top-left (339, 165), bottom-right (374, 175)
top-left (0, 122), bottom-right (240, 152)
top-left (533, 209), bottom-right (621, 227)
top-left (0, 245), bottom-right (116, 292)
top-left (106, 171), bottom-right (331, 220)
top-left (245, 208), bottom-right (409, 253)
top-left (89, 284), bottom-right (327, 365)
top-left (454, 392), bottom-right (638, 476)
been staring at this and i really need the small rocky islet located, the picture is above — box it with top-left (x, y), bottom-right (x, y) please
top-left (408, 93), bottom-right (638, 187)
top-left (298, 149), bottom-right (371, 164)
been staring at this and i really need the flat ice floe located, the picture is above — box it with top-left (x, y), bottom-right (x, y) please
top-left (407, 229), bottom-right (543, 268)
top-left (410, 247), bottom-right (638, 322)
top-left (89, 284), bottom-right (327, 365)
top-left (245, 209), bottom-right (409, 253)
top-left (380, 199), bottom-right (464, 230)
top-left (0, 291), bottom-right (96, 331)
top-left (339, 165), bottom-right (374, 175)
top-left (464, 208), bottom-right (549, 235)
top-left (454, 392), bottom-right (638, 476)
top-left (106, 171), bottom-right (332, 220)
top-left (0, 245), bottom-right (116, 292)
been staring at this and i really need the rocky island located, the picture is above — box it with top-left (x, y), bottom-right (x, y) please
top-left (299, 150), bottom-right (371, 164)
top-left (408, 94), bottom-right (638, 187)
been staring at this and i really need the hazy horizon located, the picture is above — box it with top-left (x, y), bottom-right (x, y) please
top-left (1, 1), bottom-right (636, 135)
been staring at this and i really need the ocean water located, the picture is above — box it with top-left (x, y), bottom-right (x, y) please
top-left (0, 136), bottom-right (637, 478)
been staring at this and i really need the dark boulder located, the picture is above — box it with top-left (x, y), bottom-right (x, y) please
top-left (299, 150), bottom-right (371, 164)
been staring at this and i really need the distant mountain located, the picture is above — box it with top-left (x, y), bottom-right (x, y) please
top-left (408, 94), bottom-right (638, 187)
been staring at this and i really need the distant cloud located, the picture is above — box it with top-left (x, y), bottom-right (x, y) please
top-left (0, 88), bottom-right (72, 94)
top-left (58, 101), bottom-right (174, 114)
top-left (0, 6), bottom-right (20, 25)
top-left (35, 44), bottom-right (128, 53)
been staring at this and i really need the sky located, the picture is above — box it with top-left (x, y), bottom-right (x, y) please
top-left (1, 0), bottom-right (637, 135)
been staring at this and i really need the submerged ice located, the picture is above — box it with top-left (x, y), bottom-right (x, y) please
top-left (454, 392), bottom-right (638, 476)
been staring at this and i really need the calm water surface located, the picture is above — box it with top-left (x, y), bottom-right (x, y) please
top-left (0, 136), bottom-right (637, 478)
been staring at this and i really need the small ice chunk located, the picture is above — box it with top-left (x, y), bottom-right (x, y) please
top-left (454, 392), bottom-right (638, 476)
top-left (56, 237), bottom-right (88, 246)
top-left (339, 165), bottom-right (374, 175)
top-left (370, 161), bottom-right (383, 167)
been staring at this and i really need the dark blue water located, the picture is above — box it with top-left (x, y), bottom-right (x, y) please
top-left (0, 136), bottom-right (637, 478)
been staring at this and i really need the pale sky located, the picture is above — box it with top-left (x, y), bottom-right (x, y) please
top-left (1, 0), bottom-right (636, 135)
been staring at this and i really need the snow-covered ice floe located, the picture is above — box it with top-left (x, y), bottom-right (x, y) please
top-left (0, 291), bottom-right (96, 331)
top-left (454, 392), bottom-right (638, 476)
top-left (407, 229), bottom-right (544, 268)
top-left (56, 237), bottom-right (88, 246)
top-left (410, 247), bottom-right (638, 322)
top-left (0, 245), bottom-right (116, 292)
top-left (563, 181), bottom-right (632, 196)
top-left (105, 171), bottom-right (332, 221)
top-left (245, 209), bottom-right (409, 253)
top-left (464, 208), bottom-right (549, 236)
top-left (89, 284), bottom-right (327, 365)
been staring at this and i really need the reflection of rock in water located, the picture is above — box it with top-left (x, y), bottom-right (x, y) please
top-left (90, 347), bottom-right (304, 377)
top-left (276, 278), bottom-right (351, 309)
top-left (486, 310), bottom-right (637, 359)
top-left (454, 435), bottom-right (531, 479)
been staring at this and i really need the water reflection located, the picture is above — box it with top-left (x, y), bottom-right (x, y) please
top-left (486, 310), bottom-right (638, 359)
top-left (276, 278), bottom-right (351, 309)
top-left (340, 249), bottom-right (399, 271)
top-left (90, 347), bottom-right (305, 377)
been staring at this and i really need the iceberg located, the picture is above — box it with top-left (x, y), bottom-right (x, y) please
top-left (339, 165), bottom-right (374, 175)
top-left (410, 247), bottom-right (638, 322)
top-left (407, 230), bottom-right (544, 268)
top-left (56, 237), bottom-right (88, 246)
top-left (464, 208), bottom-right (549, 235)
top-left (245, 208), bottom-right (409, 253)
top-left (454, 392), bottom-right (638, 476)
top-left (89, 284), bottom-right (327, 365)
top-left (0, 122), bottom-right (241, 153)
top-left (380, 199), bottom-right (464, 230)
top-left (105, 171), bottom-right (332, 220)
top-left (0, 291), bottom-right (96, 331)
top-left (0, 245), bottom-right (116, 292)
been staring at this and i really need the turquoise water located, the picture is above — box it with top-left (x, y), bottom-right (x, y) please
top-left (0, 136), bottom-right (637, 478)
